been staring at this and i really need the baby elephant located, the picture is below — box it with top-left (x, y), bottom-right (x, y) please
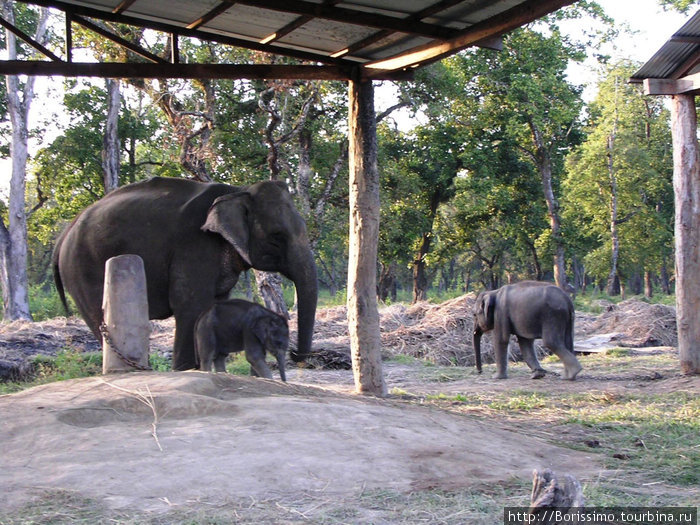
top-left (472, 281), bottom-right (582, 380)
top-left (194, 299), bottom-right (289, 381)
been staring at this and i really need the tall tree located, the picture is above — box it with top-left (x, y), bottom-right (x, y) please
top-left (102, 78), bottom-right (120, 193)
top-left (443, 27), bottom-right (585, 288)
top-left (562, 60), bottom-right (673, 295)
top-left (0, 2), bottom-right (50, 320)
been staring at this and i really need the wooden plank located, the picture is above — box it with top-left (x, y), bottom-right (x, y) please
top-left (644, 73), bottom-right (700, 95)
top-left (363, 0), bottom-right (575, 73)
top-left (0, 60), bottom-right (356, 79)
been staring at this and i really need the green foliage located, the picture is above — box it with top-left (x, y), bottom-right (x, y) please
top-left (658, 0), bottom-right (698, 13)
top-left (28, 284), bottom-right (70, 321)
top-left (562, 60), bottom-right (673, 287)
top-left (32, 350), bottom-right (102, 382)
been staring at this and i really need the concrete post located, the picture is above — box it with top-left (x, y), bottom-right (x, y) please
top-left (102, 254), bottom-right (151, 373)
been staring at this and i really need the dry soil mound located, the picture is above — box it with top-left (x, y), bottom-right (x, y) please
top-left (0, 372), bottom-right (598, 514)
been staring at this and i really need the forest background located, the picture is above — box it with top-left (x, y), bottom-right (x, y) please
top-left (0, 0), bottom-right (696, 322)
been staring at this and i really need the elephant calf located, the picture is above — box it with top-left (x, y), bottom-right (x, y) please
top-left (194, 299), bottom-right (289, 381)
top-left (472, 281), bottom-right (582, 380)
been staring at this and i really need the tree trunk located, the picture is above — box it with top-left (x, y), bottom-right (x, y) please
top-left (644, 270), bottom-right (653, 298)
top-left (530, 124), bottom-right (567, 289)
top-left (102, 78), bottom-right (121, 193)
top-left (0, 3), bottom-right (49, 321)
top-left (377, 262), bottom-right (396, 303)
top-left (671, 94), bottom-right (700, 375)
top-left (347, 76), bottom-right (386, 396)
top-left (254, 270), bottom-right (289, 319)
top-left (412, 232), bottom-right (431, 303)
top-left (606, 130), bottom-right (621, 296)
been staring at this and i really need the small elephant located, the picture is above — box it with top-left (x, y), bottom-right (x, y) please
top-left (472, 281), bottom-right (582, 380)
top-left (194, 299), bottom-right (289, 381)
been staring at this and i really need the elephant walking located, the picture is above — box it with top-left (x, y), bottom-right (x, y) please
top-left (472, 281), bottom-right (582, 380)
top-left (53, 177), bottom-right (317, 371)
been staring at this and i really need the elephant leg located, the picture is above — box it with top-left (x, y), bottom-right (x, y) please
top-left (245, 345), bottom-right (273, 379)
top-left (517, 336), bottom-right (546, 379)
top-left (247, 355), bottom-right (273, 379)
top-left (543, 335), bottom-right (582, 380)
top-left (493, 337), bottom-right (509, 379)
top-left (213, 355), bottom-right (227, 373)
top-left (172, 312), bottom-right (199, 371)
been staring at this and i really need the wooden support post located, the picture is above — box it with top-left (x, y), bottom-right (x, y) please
top-left (529, 469), bottom-right (585, 523)
top-left (102, 254), bottom-right (151, 373)
top-left (347, 74), bottom-right (386, 396)
top-left (671, 94), bottom-right (700, 375)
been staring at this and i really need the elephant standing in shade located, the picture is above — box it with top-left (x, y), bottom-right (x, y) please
top-left (472, 281), bottom-right (582, 380)
top-left (195, 299), bottom-right (288, 381)
top-left (53, 177), bottom-right (317, 371)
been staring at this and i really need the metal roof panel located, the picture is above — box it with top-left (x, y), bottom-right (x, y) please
top-left (632, 9), bottom-right (700, 81)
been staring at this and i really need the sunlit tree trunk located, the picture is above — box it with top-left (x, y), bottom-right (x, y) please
top-left (529, 123), bottom-right (567, 289)
top-left (0, 3), bottom-right (49, 321)
top-left (671, 94), bottom-right (700, 375)
top-left (605, 129), bottom-right (621, 296)
top-left (347, 77), bottom-right (386, 396)
top-left (102, 78), bottom-right (121, 193)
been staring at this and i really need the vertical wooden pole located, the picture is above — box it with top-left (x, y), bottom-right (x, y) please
top-left (671, 94), bottom-right (700, 375)
top-left (347, 74), bottom-right (386, 396)
top-left (102, 254), bottom-right (151, 373)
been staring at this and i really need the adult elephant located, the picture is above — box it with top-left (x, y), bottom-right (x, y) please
top-left (53, 177), bottom-right (317, 371)
top-left (472, 281), bottom-right (582, 380)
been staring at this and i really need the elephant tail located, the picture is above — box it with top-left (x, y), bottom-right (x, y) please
top-left (566, 309), bottom-right (575, 353)
top-left (52, 236), bottom-right (71, 316)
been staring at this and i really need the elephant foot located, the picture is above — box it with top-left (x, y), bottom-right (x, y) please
top-left (530, 369), bottom-right (546, 380)
top-left (563, 363), bottom-right (583, 381)
top-left (492, 372), bottom-right (508, 380)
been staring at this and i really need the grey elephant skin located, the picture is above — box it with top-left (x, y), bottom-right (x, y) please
top-left (195, 299), bottom-right (288, 381)
top-left (52, 177), bottom-right (317, 371)
top-left (472, 281), bottom-right (582, 380)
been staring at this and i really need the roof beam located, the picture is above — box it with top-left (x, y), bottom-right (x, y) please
top-left (14, 0), bottom-right (349, 66)
top-left (0, 60), bottom-right (413, 80)
top-left (363, 0), bottom-right (576, 73)
top-left (0, 14), bottom-right (62, 61)
top-left (0, 60), bottom-right (354, 79)
top-left (234, 0), bottom-right (461, 39)
top-left (259, 0), bottom-right (343, 45)
top-left (187, 1), bottom-right (237, 30)
top-left (643, 73), bottom-right (700, 96)
top-left (329, 0), bottom-right (466, 58)
top-left (72, 14), bottom-right (169, 64)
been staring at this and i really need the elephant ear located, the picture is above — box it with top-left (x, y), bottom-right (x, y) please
top-left (202, 192), bottom-right (252, 266)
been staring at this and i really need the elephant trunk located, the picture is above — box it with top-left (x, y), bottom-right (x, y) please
top-left (473, 324), bottom-right (483, 374)
top-left (289, 251), bottom-right (318, 363)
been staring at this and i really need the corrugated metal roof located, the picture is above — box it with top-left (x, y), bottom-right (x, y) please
top-left (631, 8), bottom-right (700, 82)
top-left (7, 0), bottom-right (576, 79)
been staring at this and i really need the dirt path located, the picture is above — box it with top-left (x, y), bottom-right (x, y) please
top-left (1, 371), bottom-right (600, 515)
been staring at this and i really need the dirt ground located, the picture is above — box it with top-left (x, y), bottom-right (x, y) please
top-left (0, 295), bottom-right (697, 521)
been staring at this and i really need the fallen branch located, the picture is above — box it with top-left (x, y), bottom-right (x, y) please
top-left (100, 379), bottom-right (163, 452)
